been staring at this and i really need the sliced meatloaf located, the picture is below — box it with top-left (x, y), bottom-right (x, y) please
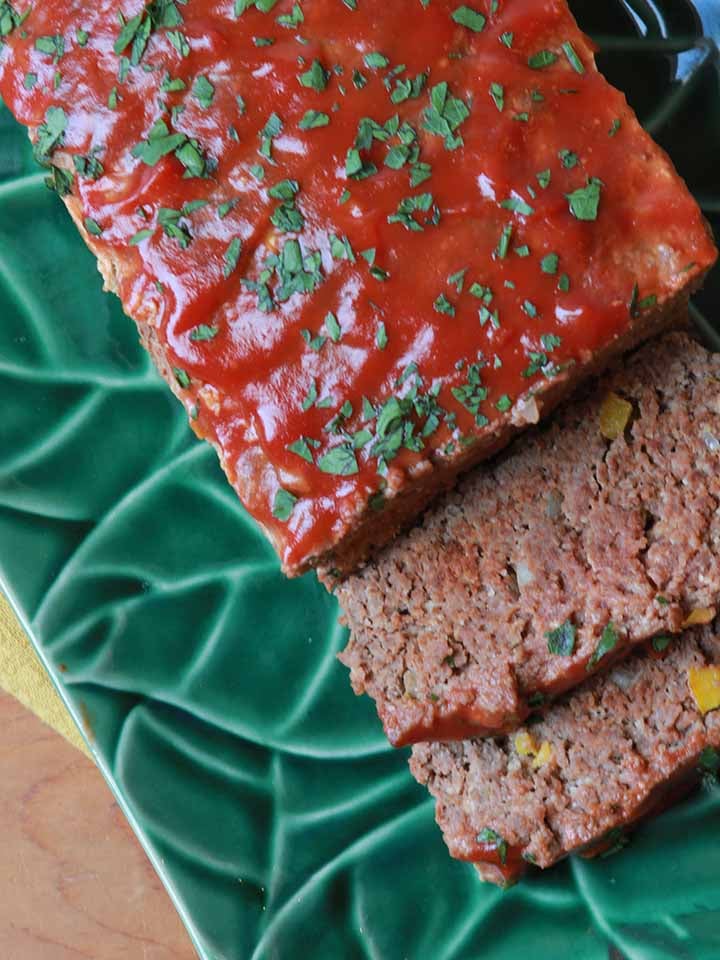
top-left (337, 333), bottom-right (720, 745)
top-left (0, 1), bottom-right (715, 577)
top-left (410, 621), bottom-right (720, 886)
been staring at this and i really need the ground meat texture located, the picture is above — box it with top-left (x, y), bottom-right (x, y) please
top-left (337, 333), bottom-right (720, 745)
top-left (410, 623), bottom-right (720, 886)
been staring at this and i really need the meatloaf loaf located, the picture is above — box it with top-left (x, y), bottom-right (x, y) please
top-left (337, 333), bottom-right (720, 744)
top-left (411, 620), bottom-right (720, 886)
top-left (0, 0), bottom-right (715, 576)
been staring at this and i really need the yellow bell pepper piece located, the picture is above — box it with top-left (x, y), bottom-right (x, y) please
top-left (688, 666), bottom-right (720, 715)
top-left (599, 391), bottom-right (633, 440)
top-left (682, 607), bottom-right (717, 629)
top-left (532, 741), bottom-right (554, 769)
top-left (514, 730), bottom-right (538, 757)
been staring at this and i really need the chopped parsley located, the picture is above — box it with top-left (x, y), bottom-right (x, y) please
top-left (546, 619), bottom-right (576, 656)
top-left (298, 58), bottom-right (329, 91)
top-left (173, 367), bottom-right (191, 389)
top-left (0, 3), bottom-right (29, 40)
top-left (434, 292), bottom-right (456, 316)
top-left (489, 81), bottom-right (504, 112)
top-left (566, 178), bottom-right (602, 221)
top-left (193, 75), bottom-right (215, 108)
top-left (223, 237), bottom-right (243, 277)
top-left (388, 192), bottom-right (437, 231)
top-left (324, 311), bottom-right (342, 342)
top-left (541, 253), bottom-right (559, 275)
top-left (190, 324), bottom-right (219, 341)
top-left (287, 437), bottom-right (316, 463)
top-left (364, 51), bottom-right (389, 69)
top-left (299, 109), bottom-right (330, 129)
top-left (561, 41), bottom-right (585, 74)
top-left (114, 0), bottom-right (186, 67)
top-left (501, 196), bottom-right (534, 217)
top-left (651, 635), bottom-right (672, 653)
top-left (84, 217), bottom-right (103, 236)
top-left (259, 111), bottom-right (283, 160)
top-left (451, 6), bottom-right (486, 32)
top-left (35, 34), bottom-right (65, 60)
top-left (699, 746), bottom-right (720, 788)
top-left (496, 224), bottom-right (513, 258)
top-left (317, 444), bottom-right (359, 476)
top-left (451, 363), bottom-right (488, 424)
top-left (34, 106), bottom-right (67, 165)
top-left (558, 148), bottom-right (578, 169)
top-left (587, 623), bottom-right (618, 670)
top-left (528, 50), bottom-right (558, 69)
top-left (477, 827), bottom-right (508, 865)
top-left (422, 81), bottom-right (470, 151)
top-left (272, 488), bottom-right (298, 521)
top-left (132, 117), bottom-right (209, 179)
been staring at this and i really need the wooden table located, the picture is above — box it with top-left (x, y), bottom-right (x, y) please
top-left (0, 691), bottom-right (196, 959)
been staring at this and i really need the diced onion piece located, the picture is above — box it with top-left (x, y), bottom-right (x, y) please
top-left (546, 490), bottom-right (563, 519)
top-left (599, 391), bottom-right (632, 440)
top-left (403, 669), bottom-right (418, 699)
top-left (702, 430), bottom-right (720, 453)
top-left (532, 741), bottom-right (554, 769)
top-left (682, 607), bottom-right (717, 629)
top-left (514, 561), bottom-right (534, 588)
top-left (198, 384), bottom-right (221, 414)
top-left (688, 666), bottom-right (720, 715)
top-left (512, 395), bottom-right (540, 426)
top-left (514, 730), bottom-right (538, 757)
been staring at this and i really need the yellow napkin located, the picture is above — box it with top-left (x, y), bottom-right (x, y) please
top-left (0, 590), bottom-right (89, 756)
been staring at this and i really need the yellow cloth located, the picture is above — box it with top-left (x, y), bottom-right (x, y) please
top-left (0, 590), bottom-right (89, 756)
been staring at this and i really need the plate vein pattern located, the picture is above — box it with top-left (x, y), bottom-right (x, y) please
top-left (0, 169), bottom-right (46, 197)
top-left (1, 388), bottom-right (111, 476)
top-left (1, 2), bottom-right (720, 959)
top-left (60, 675), bottom-right (390, 760)
top-left (0, 358), bottom-right (163, 387)
top-left (31, 443), bottom-right (210, 627)
top-left (570, 859), bottom-right (648, 960)
top-left (248, 803), bottom-right (433, 960)
top-left (0, 253), bottom-right (57, 363)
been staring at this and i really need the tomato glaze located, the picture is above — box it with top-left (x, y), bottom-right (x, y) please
top-left (0, 0), bottom-right (714, 569)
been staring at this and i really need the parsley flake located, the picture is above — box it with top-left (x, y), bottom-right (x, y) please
top-left (451, 6), bottom-right (486, 32)
top-left (566, 178), bottom-right (602, 221)
top-left (318, 444), bottom-right (359, 476)
top-left (587, 623), bottom-right (619, 670)
top-left (477, 828), bottom-right (508, 865)
top-left (546, 620), bottom-right (576, 656)
top-left (528, 50), bottom-right (558, 69)
top-left (273, 488), bottom-right (298, 521)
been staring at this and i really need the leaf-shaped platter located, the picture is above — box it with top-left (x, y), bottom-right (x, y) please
top-left (1, 2), bottom-right (720, 958)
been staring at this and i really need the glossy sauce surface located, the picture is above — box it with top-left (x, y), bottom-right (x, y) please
top-left (0, 0), bottom-right (714, 569)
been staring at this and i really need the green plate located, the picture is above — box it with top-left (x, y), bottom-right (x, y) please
top-left (1, 3), bottom-right (720, 958)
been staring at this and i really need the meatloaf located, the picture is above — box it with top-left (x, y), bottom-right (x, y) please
top-left (0, 1), bottom-right (715, 576)
top-left (411, 620), bottom-right (720, 886)
top-left (337, 333), bottom-right (720, 744)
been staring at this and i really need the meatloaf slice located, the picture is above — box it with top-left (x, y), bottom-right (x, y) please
top-left (410, 621), bottom-right (720, 886)
top-left (337, 333), bottom-right (720, 745)
top-left (0, 1), bottom-right (715, 577)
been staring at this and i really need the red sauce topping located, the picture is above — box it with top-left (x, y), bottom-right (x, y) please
top-left (452, 828), bottom-right (526, 882)
top-left (0, 0), bottom-right (714, 570)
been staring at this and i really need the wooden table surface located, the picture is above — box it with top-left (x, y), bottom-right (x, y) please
top-left (0, 690), bottom-right (196, 960)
